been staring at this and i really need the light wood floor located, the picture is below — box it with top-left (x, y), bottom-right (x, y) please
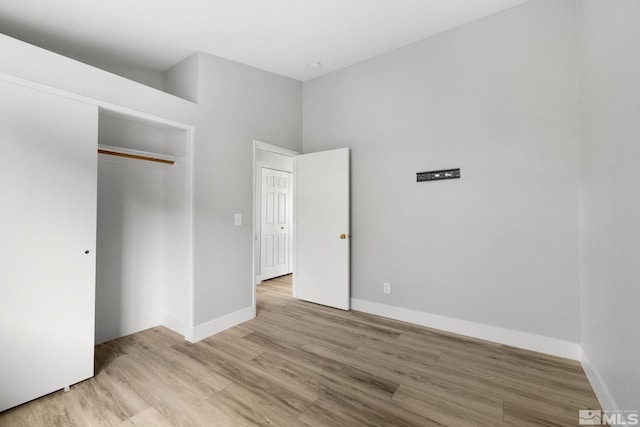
top-left (1, 275), bottom-right (601, 426)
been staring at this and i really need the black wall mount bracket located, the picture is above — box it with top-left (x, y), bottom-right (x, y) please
top-left (416, 168), bottom-right (460, 182)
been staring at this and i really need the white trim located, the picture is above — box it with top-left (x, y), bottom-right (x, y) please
top-left (580, 346), bottom-right (619, 412)
top-left (292, 156), bottom-right (297, 298)
top-left (0, 72), bottom-right (193, 131)
top-left (161, 313), bottom-right (185, 337)
top-left (351, 298), bottom-right (580, 360)
top-left (184, 127), bottom-right (196, 343)
top-left (96, 310), bottom-right (188, 345)
top-left (254, 140), bottom-right (300, 157)
top-left (252, 141), bottom-right (257, 306)
top-left (189, 305), bottom-right (255, 343)
top-left (95, 312), bottom-right (162, 345)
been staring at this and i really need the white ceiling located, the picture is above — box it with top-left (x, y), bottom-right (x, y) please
top-left (0, 0), bottom-right (530, 81)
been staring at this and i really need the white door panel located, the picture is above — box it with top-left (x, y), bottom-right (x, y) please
top-left (0, 81), bottom-right (98, 411)
top-left (294, 148), bottom-right (350, 310)
top-left (260, 168), bottom-right (291, 280)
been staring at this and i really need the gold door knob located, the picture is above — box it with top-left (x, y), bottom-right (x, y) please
top-left (340, 234), bottom-right (347, 240)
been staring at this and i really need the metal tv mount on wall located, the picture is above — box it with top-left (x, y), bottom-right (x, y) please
top-left (416, 168), bottom-right (460, 182)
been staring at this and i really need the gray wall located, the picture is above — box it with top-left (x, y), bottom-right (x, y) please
top-left (96, 152), bottom-right (164, 343)
top-left (164, 54), bottom-right (199, 103)
top-left (579, 0), bottom-right (640, 410)
top-left (303, 0), bottom-right (581, 341)
top-left (54, 49), bottom-right (166, 91)
top-left (193, 53), bottom-right (302, 324)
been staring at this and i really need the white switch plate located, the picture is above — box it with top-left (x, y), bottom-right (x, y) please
top-left (234, 213), bottom-right (242, 226)
top-left (383, 282), bottom-right (391, 294)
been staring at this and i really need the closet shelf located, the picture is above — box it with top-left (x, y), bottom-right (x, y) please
top-left (98, 144), bottom-right (175, 165)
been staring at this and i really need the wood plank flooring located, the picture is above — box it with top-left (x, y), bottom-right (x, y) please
top-left (0, 275), bottom-right (601, 426)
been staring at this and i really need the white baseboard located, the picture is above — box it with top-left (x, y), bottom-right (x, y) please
top-left (189, 305), bottom-right (256, 343)
top-left (95, 312), bottom-right (163, 344)
top-left (351, 298), bottom-right (580, 360)
top-left (580, 346), bottom-right (619, 412)
top-left (161, 313), bottom-right (185, 337)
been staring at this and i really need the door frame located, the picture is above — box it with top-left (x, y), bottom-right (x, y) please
top-left (0, 73), bottom-right (197, 343)
top-left (252, 140), bottom-right (300, 305)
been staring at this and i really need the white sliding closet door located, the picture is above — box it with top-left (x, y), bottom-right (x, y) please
top-left (0, 80), bottom-right (98, 412)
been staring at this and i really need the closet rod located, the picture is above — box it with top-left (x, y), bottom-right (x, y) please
top-left (97, 144), bottom-right (175, 165)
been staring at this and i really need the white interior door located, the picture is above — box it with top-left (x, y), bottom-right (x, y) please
top-left (294, 148), bottom-right (350, 310)
top-left (261, 168), bottom-right (291, 280)
top-left (0, 80), bottom-right (98, 412)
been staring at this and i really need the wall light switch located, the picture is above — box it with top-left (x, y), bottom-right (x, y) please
top-left (234, 213), bottom-right (242, 226)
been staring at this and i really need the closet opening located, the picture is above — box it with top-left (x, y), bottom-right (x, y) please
top-left (95, 108), bottom-right (194, 345)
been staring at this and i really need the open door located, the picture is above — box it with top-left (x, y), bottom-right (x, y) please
top-left (294, 148), bottom-right (350, 310)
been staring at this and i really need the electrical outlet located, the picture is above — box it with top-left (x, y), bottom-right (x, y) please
top-left (383, 282), bottom-right (391, 294)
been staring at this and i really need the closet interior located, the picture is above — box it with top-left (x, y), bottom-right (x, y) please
top-left (96, 108), bottom-right (192, 344)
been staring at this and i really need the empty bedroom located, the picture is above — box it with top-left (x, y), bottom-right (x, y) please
top-left (0, 0), bottom-right (638, 425)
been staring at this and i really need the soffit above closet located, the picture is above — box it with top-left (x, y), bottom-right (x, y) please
top-left (0, 0), bottom-right (530, 82)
